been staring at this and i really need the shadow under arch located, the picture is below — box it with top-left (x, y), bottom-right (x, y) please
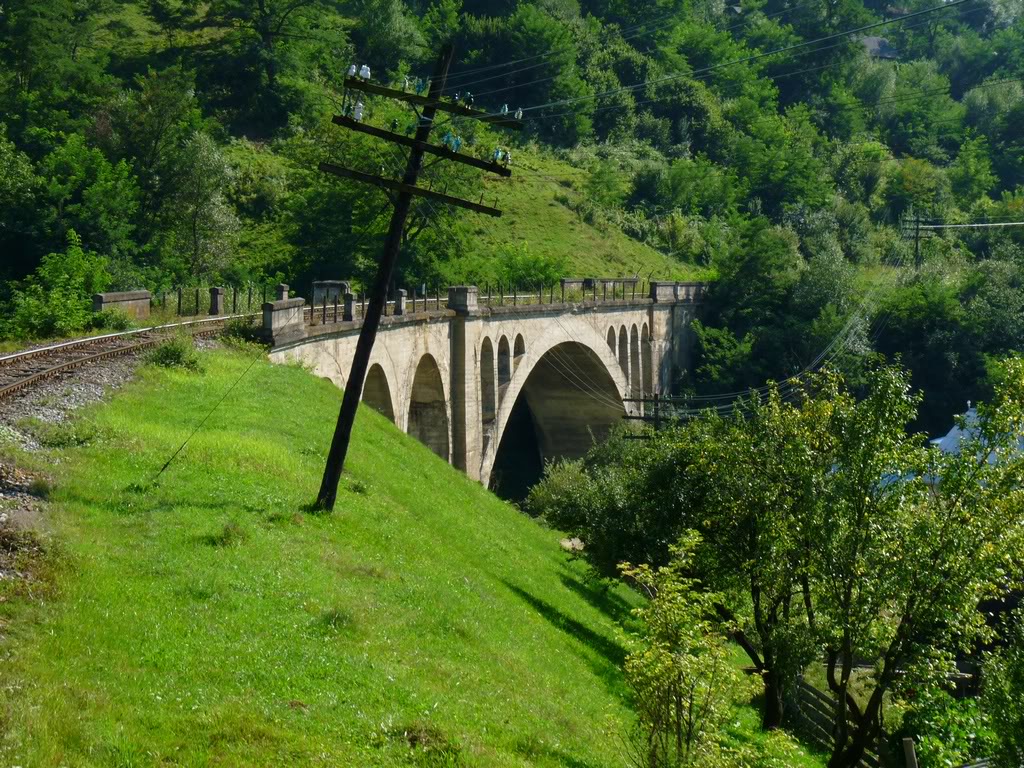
top-left (489, 341), bottom-right (624, 502)
top-left (363, 363), bottom-right (395, 423)
top-left (408, 354), bottom-right (450, 461)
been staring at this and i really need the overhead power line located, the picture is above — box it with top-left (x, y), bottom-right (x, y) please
top-left (918, 221), bottom-right (1024, 229)
top-left (505, 0), bottom-right (976, 117)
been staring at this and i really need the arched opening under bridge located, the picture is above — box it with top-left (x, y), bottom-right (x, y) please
top-left (490, 341), bottom-right (624, 502)
top-left (408, 354), bottom-right (450, 461)
top-left (363, 363), bottom-right (395, 423)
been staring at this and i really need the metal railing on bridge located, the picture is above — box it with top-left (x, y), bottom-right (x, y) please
top-left (301, 278), bottom-right (706, 329)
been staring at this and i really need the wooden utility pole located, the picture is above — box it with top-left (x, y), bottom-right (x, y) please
top-left (914, 212), bottom-right (922, 269)
top-left (315, 44), bottom-right (520, 511)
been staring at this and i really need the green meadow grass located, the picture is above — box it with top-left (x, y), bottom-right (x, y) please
top-left (0, 349), bottom-right (643, 766)
top-left (0, 348), bottom-right (824, 766)
top-left (476, 152), bottom-right (714, 284)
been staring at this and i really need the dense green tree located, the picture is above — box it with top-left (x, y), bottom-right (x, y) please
top-left (883, 157), bottom-right (949, 222)
top-left (983, 610), bottom-right (1024, 768)
top-left (202, 0), bottom-right (347, 134)
top-left (158, 132), bottom-right (239, 279)
top-left (0, 123), bottom-right (42, 280)
top-left (950, 135), bottom-right (997, 205)
top-left (95, 67), bottom-right (205, 234)
top-left (39, 132), bottom-right (140, 261)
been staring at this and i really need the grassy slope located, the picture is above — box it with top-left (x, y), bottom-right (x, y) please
top-left (0, 348), bottom-right (824, 767)
top-left (0, 350), bottom-right (638, 766)
top-left (475, 153), bottom-right (710, 283)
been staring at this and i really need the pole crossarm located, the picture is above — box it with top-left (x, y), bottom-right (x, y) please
top-left (331, 115), bottom-right (512, 177)
top-left (343, 77), bottom-right (524, 130)
top-left (320, 162), bottom-right (502, 217)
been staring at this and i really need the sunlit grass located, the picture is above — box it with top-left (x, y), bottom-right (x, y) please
top-left (0, 348), bottom-right (644, 766)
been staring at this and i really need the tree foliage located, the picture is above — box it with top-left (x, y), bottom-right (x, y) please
top-left (531, 360), bottom-right (1024, 768)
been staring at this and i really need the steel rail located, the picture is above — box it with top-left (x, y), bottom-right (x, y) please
top-left (0, 312), bottom-right (258, 367)
top-left (0, 317), bottom-right (243, 401)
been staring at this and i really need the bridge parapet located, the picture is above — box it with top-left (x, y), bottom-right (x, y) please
top-left (269, 278), bottom-right (706, 347)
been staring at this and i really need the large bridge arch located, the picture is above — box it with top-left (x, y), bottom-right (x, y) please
top-left (480, 321), bottom-right (631, 496)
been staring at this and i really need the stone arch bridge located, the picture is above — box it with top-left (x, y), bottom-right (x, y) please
top-left (267, 281), bottom-right (703, 495)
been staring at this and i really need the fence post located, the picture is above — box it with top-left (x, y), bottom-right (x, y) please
top-left (592, 282), bottom-right (597, 302)
top-left (194, 287), bottom-right (200, 316)
top-left (632, 282), bottom-right (636, 301)
top-left (513, 286), bottom-right (517, 306)
top-left (248, 284), bottom-right (253, 312)
top-left (322, 295), bottom-right (328, 324)
top-left (902, 738), bottom-right (918, 768)
top-left (561, 282), bottom-right (565, 303)
top-left (232, 286), bottom-right (238, 314)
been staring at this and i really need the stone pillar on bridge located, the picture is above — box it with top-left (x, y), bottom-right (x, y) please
top-left (262, 297), bottom-right (307, 345)
top-left (394, 289), bottom-right (407, 316)
top-left (276, 283), bottom-right (289, 301)
top-left (343, 292), bottom-right (354, 322)
top-left (447, 286), bottom-right (483, 480)
top-left (209, 286), bottom-right (226, 315)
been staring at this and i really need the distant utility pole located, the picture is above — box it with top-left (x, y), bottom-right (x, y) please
top-left (315, 44), bottom-right (522, 511)
top-left (914, 212), bottom-right (922, 269)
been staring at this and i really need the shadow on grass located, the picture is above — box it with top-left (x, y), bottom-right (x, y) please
top-left (514, 736), bottom-right (606, 768)
top-left (500, 579), bottom-right (627, 693)
top-left (557, 570), bottom-right (635, 625)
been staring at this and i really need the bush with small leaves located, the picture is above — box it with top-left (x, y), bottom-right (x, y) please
top-left (145, 336), bottom-right (201, 372)
top-left (89, 309), bottom-right (134, 332)
top-left (620, 533), bottom-right (744, 768)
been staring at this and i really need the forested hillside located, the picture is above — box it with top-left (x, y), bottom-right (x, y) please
top-left (2, 0), bottom-right (1023, 430)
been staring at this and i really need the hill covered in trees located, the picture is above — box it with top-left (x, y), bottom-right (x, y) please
top-left (2, 0), bottom-right (1023, 429)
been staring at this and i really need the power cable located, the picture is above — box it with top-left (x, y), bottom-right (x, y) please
top-left (490, 0), bottom-right (976, 116)
top-left (148, 201), bottom-right (393, 485)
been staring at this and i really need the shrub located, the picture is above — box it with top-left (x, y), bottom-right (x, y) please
top-left (222, 314), bottom-right (264, 347)
top-left (983, 611), bottom-right (1024, 767)
top-left (5, 231), bottom-right (111, 339)
top-left (18, 417), bottom-right (102, 449)
top-left (892, 689), bottom-right (994, 768)
top-left (620, 533), bottom-right (743, 768)
top-left (89, 309), bottom-right (134, 332)
top-left (146, 336), bottom-right (201, 372)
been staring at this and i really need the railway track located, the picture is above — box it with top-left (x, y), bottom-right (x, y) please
top-left (0, 315), bottom-right (244, 402)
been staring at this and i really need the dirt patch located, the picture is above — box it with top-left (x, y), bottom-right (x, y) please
top-left (0, 463), bottom-right (47, 586)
